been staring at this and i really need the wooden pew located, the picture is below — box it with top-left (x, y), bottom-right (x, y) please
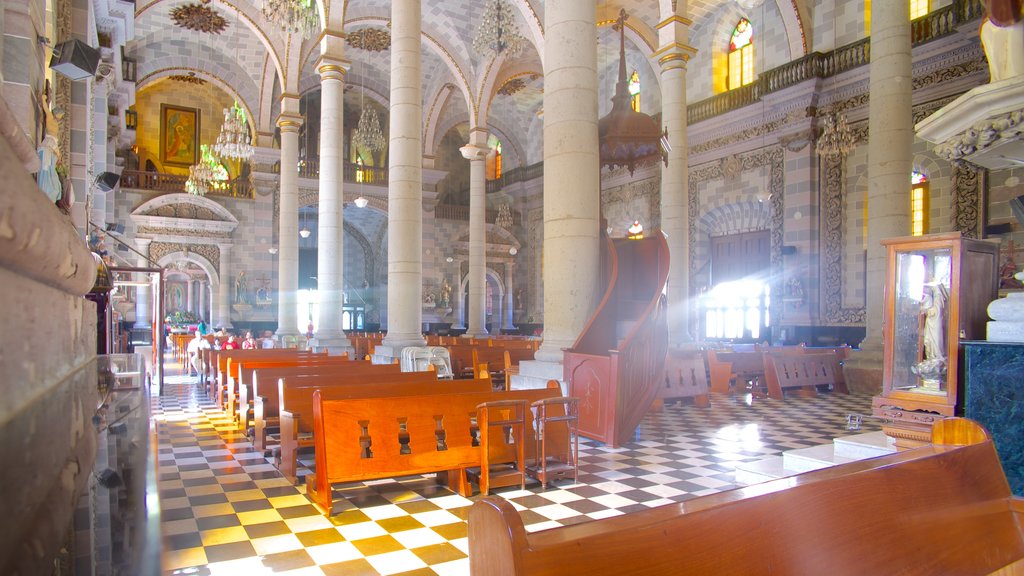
top-left (657, 348), bottom-right (710, 407)
top-left (228, 356), bottom-right (357, 428)
top-left (762, 351), bottom-right (848, 400)
top-left (277, 375), bottom-right (495, 483)
top-left (211, 349), bottom-right (322, 405)
top-left (468, 418), bottom-right (1024, 576)
top-left (308, 385), bottom-right (564, 515)
top-left (249, 363), bottom-right (404, 449)
top-left (705, 349), bottom-right (765, 394)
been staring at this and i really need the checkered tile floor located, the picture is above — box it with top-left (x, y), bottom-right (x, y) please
top-left (156, 358), bottom-right (879, 575)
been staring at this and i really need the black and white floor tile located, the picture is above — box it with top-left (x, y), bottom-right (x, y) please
top-left (155, 360), bottom-right (879, 575)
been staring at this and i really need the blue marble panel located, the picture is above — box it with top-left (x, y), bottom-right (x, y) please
top-left (964, 342), bottom-right (1024, 497)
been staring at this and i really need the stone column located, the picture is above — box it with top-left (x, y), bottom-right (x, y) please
top-left (460, 134), bottom-right (489, 337)
top-left (379, 0), bottom-right (426, 358)
top-left (535, 0), bottom-right (600, 363)
top-left (657, 14), bottom-right (697, 346)
top-left (276, 105), bottom-right (303, 338)
top-left (215, 244), bottom-right (233, 329)
top-left (133, 238), bottom-right (152, 329)
top-left (187, 277), bottom-right (195, 315)
top-left (313, 55), bottom-right (354, 355)
top-left (503, 261), bottom-right (516, 330)
top-left (843, 0), bottom-right (913, 393)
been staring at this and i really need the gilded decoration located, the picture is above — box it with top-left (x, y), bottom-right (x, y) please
top-left (169, 74), bottom-right (206, 85)
top-left (345, 27), bottom-right (391, 52)
top-left (150, 242), bottom-right (220, 272)
top-left (952, 163), bottom-right (985, 239)
top-left (170, 2), bottom-right (228, 34)
top-left (688, 146), bottom-right (785, 313)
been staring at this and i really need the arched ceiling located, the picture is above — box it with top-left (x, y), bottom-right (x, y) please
top-left (130, 0), bottom-right (808, 162)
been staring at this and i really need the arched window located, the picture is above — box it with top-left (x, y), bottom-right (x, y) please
top-left (486, 139), bottom-right (503, 181)
top-left (728, 18), bottom-right (754, 91)
top-left (355, 156), bottom-right (365, 183)
top-left (628, 70), bottom-right (641, 112)
top-left (911, 171), bottom-right (930, 236)
top-left (494, 141), bottom-right (502, 180)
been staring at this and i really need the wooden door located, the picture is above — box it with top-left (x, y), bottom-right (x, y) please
top-left (710, 230), bottom-right (770, 285)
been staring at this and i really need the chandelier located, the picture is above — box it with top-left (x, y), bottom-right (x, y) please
top-left (261, 0), bottom-right (318, 39)
top-left (472, 0), bottom-right (525, 57)
top-left (495, 203), bottom-right (513, 229)
top-left (185, 144), bottom-right (219, 196)
top-left (353, 105), bottom-right (386, 153)
top-left (598, 9), bottom-right (668, 175)
top-left (215, 101), bottom-right (253, 161)
top-left (817, 111), bottom-right (857, 159)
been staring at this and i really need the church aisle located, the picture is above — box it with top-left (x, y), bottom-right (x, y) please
top-left (153, 359), bottom-right (877, 575)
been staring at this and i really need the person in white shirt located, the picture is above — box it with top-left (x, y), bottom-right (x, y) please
top-left (186, 330), bottom-right (211, 377)
top-left (260, 330), bottom-right (277, 349)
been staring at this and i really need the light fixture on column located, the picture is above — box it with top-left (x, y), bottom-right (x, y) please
top-left (473, 0), bottom-right (525, 57)
top-left (268, 246), bottom-right (278, 254)
top-left (495, 203), bottom-right (513, 229)
top-left (354, 196), bottom-right (369, 208)
top-left (214, 101), bottom-right (254, 161)
top-left (261, 0), bottom-right (319, 39)
top-left (599, 9), bottom-right (668, 175)
top-left (508, 247), bottom-right (518, 256)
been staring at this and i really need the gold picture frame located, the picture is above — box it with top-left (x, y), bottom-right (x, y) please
top-left (160, 104), bottom-right (200, 167)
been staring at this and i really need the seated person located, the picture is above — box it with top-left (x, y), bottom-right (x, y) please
top-left (222, 334), bottom-right (240, 350)
top-left (241, 331), bottom-right (258, 349)
top-left (186, 330), bottom-right (211, 377)
top-left (260, 330), bottom-right (277, 349)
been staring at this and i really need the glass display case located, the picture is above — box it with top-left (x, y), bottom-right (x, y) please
top-left (873, 233), bottom-right (999, 446)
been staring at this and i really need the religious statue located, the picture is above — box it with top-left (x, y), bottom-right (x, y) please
top-left (235, 271), bottom-right (247, 304)
top-left (1001, 258), bottom-right (1023, 289)
top-left (921, 282), bottom-right (948, 361)
top-left (439, 280), bottom-right (451, 309)
top-left (980, 0), bottom-right (1024, 82)
top-left (36, 134), bottom-right (61, 203)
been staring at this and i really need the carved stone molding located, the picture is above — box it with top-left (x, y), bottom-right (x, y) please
top-left (933, 109), bottom-right (1024, 163)
top-left (820, 154), bottom-right (865, 325)
top-left (952, 163), bottom-right (986, 239)
top-left (150, 242), bottom-right (220, 272)
top-left (344, 28), bottom-right (391, 52)
top-left (170, 3), bottom-right (228, 34)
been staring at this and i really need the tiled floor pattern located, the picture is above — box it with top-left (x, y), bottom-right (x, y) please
top-left (156, 361), bottom-right (880, 575)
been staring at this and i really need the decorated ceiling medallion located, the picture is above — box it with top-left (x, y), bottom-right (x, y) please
top-left (344, 27), bottom-right (391, 52)
top-left (170, 3), bottom-right (228, 34)
top-left (498, 78), bottom-right (526, 96)
top-left (169, 73), bottom-right (206, 85)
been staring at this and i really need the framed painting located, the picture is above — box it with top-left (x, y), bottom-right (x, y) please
top-left (160, 104), bottom-right (200, 167)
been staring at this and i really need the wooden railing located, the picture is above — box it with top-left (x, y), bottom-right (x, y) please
top-left (119, 170), bottom-right (254, 199)
top-left (687, 0), bottom-right (982, 124)
top-left (485, 162), bottom-right (545, 193)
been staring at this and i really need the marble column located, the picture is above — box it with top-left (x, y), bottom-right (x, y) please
top-left (535, 0), bottom-right (600, 363)
top-left (657, 14), bottom-right (697, 346)
top-left (276, 105), bottom-right (303, 338)
top-left (313, 55), bottom-right (354, 355)
top-left (503, 261), bottom-right (516, 331)
top-left (186, 277), bottom-right (195, 316)
top-left (460, 134), bottom-right (489, 337)
top-left (380, 0), bottom-right (426, 356)
top-left (133, 238), bottom-right (152, 329)
top-left (843, 0), bottom-right (913, 393)
top-left (216, 244), bottom-right (233, 329)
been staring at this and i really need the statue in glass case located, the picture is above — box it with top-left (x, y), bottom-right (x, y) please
top-left (913, 281), bottom-right (949, 390)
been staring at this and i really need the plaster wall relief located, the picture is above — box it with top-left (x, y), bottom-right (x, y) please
top-left (601, 176), bottom-right (661, 235)
top-left (688, 145), bottom-right (785, 308)
top-left (820, 146), bottom-right (866, 325)
top-left (951, 163), bottom-right (986, 239)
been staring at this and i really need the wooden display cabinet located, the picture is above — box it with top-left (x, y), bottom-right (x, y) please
top-left (872, 232), bottom-right (998, 447)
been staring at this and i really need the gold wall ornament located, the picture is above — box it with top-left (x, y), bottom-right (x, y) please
top-left (344, 27), bottom-right (391, 52)
top-left (168, 74), bottom-right (206, 85)
top-left (497, 78), bottom-right (526, 96)
top-left (170, 3), bottom-right (228, 34)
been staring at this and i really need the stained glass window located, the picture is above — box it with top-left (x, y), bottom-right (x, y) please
top-left (728, 19), bottom-right (754, 90)
top-left (911, 171), bottom-right (929, 236)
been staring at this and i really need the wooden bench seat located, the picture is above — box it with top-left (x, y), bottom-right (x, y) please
top-left (276, 375), bottom-right (496, 483)
top-left (469, 418), bottom-right (1024, 576)
top-left (249, 363), bottom-right (405, 449)
top-left (308, 386), bottom-right (563, 515)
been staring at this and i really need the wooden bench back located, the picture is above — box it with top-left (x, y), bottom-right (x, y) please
top-left (659, 349), bottom-right (709, 401)
top-left (469, 419), bottom-right (1024, 576)
top-left (762, 351), bottom-right (846, 400)
top-left (234, 356), bottom-right (358, 385)
top-left (253, 363), bottom-right (405, 410)
top-left (312, 386), bottom-right (562, 484)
